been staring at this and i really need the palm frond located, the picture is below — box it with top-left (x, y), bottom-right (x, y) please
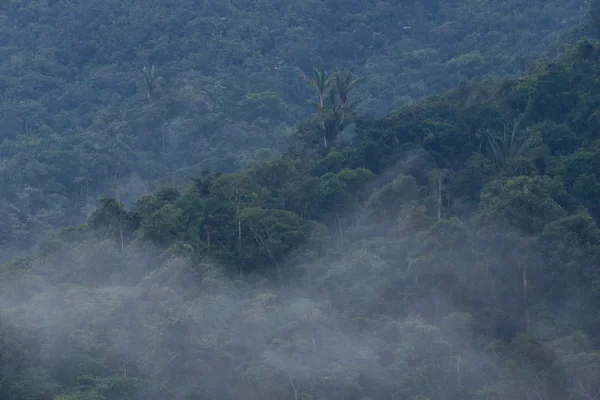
top-left (482, 117), bottom-right (540, 166)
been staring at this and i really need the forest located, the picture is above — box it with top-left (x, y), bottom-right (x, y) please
top-left (2, 0), bottom-right (600, 399)
top-left (0, 0), bottom-right (590, 258)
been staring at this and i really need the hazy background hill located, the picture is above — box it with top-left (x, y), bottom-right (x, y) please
top-left (0, 0), bottom-right (590, 258)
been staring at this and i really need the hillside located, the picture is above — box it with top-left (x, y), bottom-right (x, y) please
top-left (0, 0), bottom-right (589, 258)
top-left (2, 37), bottom-right (600, 400)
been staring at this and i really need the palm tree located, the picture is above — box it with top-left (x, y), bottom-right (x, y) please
top-left (307, 67), bottom-right (362, 148)
top-left (308, 68), bottom-right (332, 148)
top-left (330, 68), bottom-right (362, 129)
top-left (482, 119), bottom-right (539, 166)
top-left (141, 65), bottom-right (162, 102)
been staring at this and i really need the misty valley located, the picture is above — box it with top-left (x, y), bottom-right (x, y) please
top-left (2, 0), bottom-right (600, 399)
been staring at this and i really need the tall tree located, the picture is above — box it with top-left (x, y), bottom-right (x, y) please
top-left (141, 65), bottom-right (162, 103)
top-left (429, 168), bottom-right (448, 221)
top-left (308, 68), bottom-right (332, 148)
top-left (211, 173), bottom-right (262, 279)
top-left (330, 68), bottom-right (362, 131)
top-left (482, 119), bottom-right (539, 167)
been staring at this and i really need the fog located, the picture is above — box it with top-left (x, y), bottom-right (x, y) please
top-left (0, 154), bottom-right (519, 400)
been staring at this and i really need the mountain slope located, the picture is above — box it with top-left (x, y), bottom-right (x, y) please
top-left (2, 37), bottom-right (600, 400)
top-left (0, 0), bottom-right (589, 258)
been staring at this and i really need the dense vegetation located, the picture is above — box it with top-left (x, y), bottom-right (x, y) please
top-left (0, 0), bottom-right (590, 258)
top-left (4, 1), bottom-right (600, 399)
top-left (4, 19), bottom-right (600, 397)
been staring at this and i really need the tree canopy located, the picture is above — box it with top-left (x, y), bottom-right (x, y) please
top-left (3, 1), bottom-right (600, 399)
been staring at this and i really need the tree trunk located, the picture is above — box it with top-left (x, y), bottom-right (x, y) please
top-left (116, 185), bottom-right (124, 253)
top-left (335, 211), bottom-right (344, 241)
top-left (238, 217), bottom-right (243, 280)
top-left (523, 267), bottom-right (530, 333)
top-left (238, 218), bottom-right (242, 252)
top-left (320, 94), bottom-right (327, 148)
top-left (437, 178), bottom-right (442, 220)
top-left (271, 253), bottom-right (282, 281)
top-left (429, 169), bottom-right (447, 221)
top-left (285, 368), bottom-right (299, 400)
top-left (308, 306), bottom-right (317, 353)
top-left (457, 353), bottom-right (461, 385)
top-left (119, 223), bottom-right (124, 253)
top-left (339, 98), bottom-right (346, 130)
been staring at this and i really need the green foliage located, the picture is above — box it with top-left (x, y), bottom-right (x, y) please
top-left (477, 176), bottom-right (566, 234)
top-left (3, 3), bottom-right (600, 400)
top-left (483, 120), bottom-right (541, 167)
top-left (0, 0), bottom-right (587, 253)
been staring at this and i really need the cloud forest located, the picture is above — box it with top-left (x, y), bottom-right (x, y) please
top-left (2, 0), bottom-right (600, 399)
